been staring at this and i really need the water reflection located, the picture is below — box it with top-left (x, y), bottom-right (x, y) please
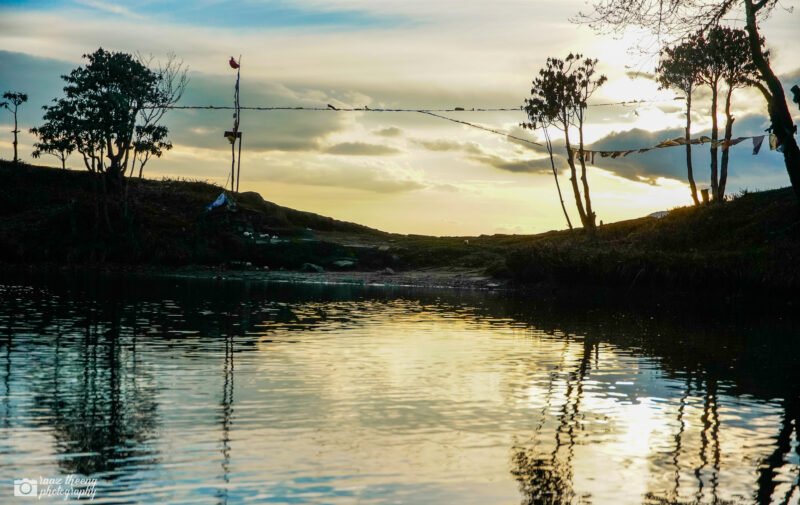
top-left (0, 275), bottom-right (798, 504)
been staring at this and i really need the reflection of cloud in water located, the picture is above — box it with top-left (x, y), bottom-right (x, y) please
top-left (0, 278), bottom-right (798, 504)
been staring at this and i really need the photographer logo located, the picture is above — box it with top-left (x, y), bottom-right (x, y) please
top-left (13, 479), bottom-right (37, 498)
top-left (11, 476), bottom-right (97, 501)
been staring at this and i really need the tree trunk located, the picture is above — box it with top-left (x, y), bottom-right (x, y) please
top-left (563, 128), bottom-right (589, 228)
top-left (543, 127), bottom-right (573, 230)
top-left (744, 0), bottom-right (800, 202)
top-left (719, 86), bottom-right (735, 202)
top-left (709, 80), bottom-right (720, 202)
top-left (756, 396), bottom-right (798, 505)
top-left (577, 119), bottom-right (596, 230)
top-left (685, 92), bottom-right (700, 206)
top-left (12, 109), bottom-right (18, 163)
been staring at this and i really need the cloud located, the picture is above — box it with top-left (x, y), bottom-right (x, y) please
top-left (411, 135), bottom-right (555, 175)
top-left (373, 126), bottom-right (403, 137)
top-left (254, 158), bottom-right (425, 193)
top-left (323, 142), bottom-right (400, 156)
top-left (583, 114), bottom-right (787, 189)
top-left (469, 152), bottom-right (554, 174)
top-left (75, 0), bottom-right (142, 19)
top-left (0, 50), bottom-right (350, 154)
top-left (164, 73), bottom-right (350, 153)
top-left (0, 51), bottom-right (74, 126)
top-left (504, 126), bottom-right (551, 154)
top-left (780, 67), bottom-right (800, 85)
top-left (413, 138), bottom-right (483, 154)
top-left (625, 70), bottom-right (656, 81)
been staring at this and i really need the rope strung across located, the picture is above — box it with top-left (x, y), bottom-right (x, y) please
top-left (149, 97), bottom-right (678, 112)
top-left (158, 105), bottom-right (521, 111)
top-left (149, 97), bottom-right (779, 156)
top-left (416, 110), bottom-right (543, 147)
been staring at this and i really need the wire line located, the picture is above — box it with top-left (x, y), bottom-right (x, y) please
top-left (416, 110), bottom-right (542, 147)
top-left (149, 97), bottom-right (682, 112)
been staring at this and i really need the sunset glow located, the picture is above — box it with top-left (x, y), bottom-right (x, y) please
top-left (1, 0), bottom-right (797, 234)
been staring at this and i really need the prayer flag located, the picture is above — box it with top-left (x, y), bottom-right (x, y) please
top-left (752, 135), bottom-right (765, 155)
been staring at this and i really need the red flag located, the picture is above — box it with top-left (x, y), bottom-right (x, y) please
top-left (229, 57), bottom-right (240, 69)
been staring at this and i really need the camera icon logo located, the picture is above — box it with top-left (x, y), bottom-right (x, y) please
top-left (13, 478), bottom-right (37, 498)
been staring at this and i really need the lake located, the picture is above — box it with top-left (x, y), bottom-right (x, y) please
top-left (1, 273), bottom-right (798, 504)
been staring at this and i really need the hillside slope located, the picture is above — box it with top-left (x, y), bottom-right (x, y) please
top-left (2, 160), bottom-right (799, 291)
top-left (0, 161), bottom-right (388, 267)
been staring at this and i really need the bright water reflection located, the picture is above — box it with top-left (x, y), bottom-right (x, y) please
top-left (0, 276), bottom-right (798, 504)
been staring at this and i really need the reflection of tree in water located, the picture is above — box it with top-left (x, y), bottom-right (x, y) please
top-left (755, 394), bottom-right (800, 505)
top-left (0, 285), bottom-right (173, 492)
top-left (501, 292), bottom-right (800, 505)
top-left (4, 276), bottom-right (800, 504)
top-left (28, 299), bottom-right (161, 476)
top-left (512, 450), bottom-right (575, 505)
top-left (512, 337), bottom-right (597, 505)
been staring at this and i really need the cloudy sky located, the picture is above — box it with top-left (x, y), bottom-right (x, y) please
top-left (1, 0), bottom-right (798, 235)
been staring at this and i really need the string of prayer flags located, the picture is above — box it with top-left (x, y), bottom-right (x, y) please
top-left (718, 137), bottom-right (746, 151)
top-left (568, 132), bottom-right (787, 164)
top-left (656, 138), bottom-right (683, 148)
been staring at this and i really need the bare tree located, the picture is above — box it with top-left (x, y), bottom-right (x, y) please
top-left (132, 52), bottom-right (188, 178)
top-left (520, 107), bottom-right (574, 230)
top-left (657, 39), bottom-right (702, 205)
top-left (523, 54), bottom-right (606, 231)
top-left (543, 126), bottom-right (574, 230)
top-left (1, 91), bottom-right (28, 163)
top-left (695, 29), bottom-right (727, 202)
top-left (575, 0), bottom-right (800, 202)
top-left (715, 26), bottom-right (762, 200)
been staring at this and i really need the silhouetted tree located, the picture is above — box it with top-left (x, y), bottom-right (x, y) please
top-left (520, 108), bottom-right (573, 229)
top-left (657, 39), bottom-right (702, 206)
top-left (715, 26), bottom-right (761, 201)
top-left (1, 91), bottom-right (28, 163)
top-left (523, 54), bottom-right (606, 230)
top-left (131, 52), bottom-right (188, 178)
top-left (34, 48), bottom-right (168, 183)
top-left (692, 30), bottom-right (728, 203)
top-left (30, 104), bottom-right (75, 169)
top-left (575, 0), bottom-right (800, 202)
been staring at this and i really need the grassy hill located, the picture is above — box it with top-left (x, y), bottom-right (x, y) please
top-left (2, 160), bottom-right (799, 292)
top-left (0, 160), bottom-right (389, 267)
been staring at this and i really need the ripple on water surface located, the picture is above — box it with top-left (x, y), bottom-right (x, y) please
top-left (0, 280), bottom-right (798, 504)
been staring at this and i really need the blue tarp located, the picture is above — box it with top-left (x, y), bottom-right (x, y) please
top-left (205, 192), bottom-right (230, 211)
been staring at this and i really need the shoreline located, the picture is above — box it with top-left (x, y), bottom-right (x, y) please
top-left (165, 267), bottom-right (508, 291)
top-left (0, 264), bottom-right (508, 292)
top-left (3, 162), bottom-right (800, 295)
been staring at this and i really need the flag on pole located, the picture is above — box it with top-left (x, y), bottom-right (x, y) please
top-left (229, 57), bottom-right (240, 69)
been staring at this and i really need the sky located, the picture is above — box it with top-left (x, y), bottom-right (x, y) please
top-left (0, 0), bottom-right (798, 235)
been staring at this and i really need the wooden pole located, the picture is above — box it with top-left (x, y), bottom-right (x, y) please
top-left (230, 138), bottom-right (236, 192)
top-left (235, 56), bottom-right (242, 193)
top-left (236, 133), bottom-right (242, 193)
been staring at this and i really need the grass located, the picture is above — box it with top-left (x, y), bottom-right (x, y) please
top-left (501, 187), bottom-right (800, 290)
top-left (0, 160), bottom-right (388, 267)
top-left (2, 160), bottom-right (799, 292)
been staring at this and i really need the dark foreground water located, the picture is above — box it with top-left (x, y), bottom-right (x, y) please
top-left (0, 274), bottom-right (798, 505)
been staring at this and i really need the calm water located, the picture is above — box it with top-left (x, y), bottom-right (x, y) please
top-left (0, 275), bottom-right (799, 504)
